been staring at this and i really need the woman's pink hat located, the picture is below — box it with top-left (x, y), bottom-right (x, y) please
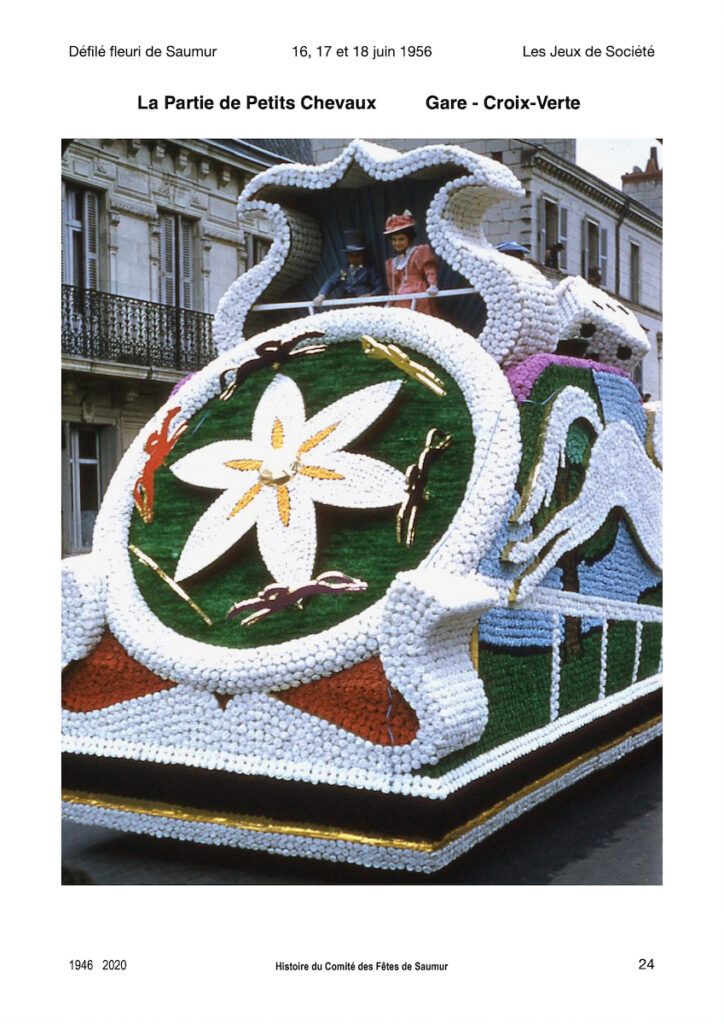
top-left (384, 210), bottom-right (416, 235)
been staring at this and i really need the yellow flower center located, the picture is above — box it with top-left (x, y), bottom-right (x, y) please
top-left (259, 452), bottom-right (299, 486)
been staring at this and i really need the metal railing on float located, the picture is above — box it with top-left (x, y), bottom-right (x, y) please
top-left (251, 287), bottom-right (479, 316)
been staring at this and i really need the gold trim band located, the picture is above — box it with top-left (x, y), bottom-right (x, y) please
top-left (63, 716), bottom-right (661, 855)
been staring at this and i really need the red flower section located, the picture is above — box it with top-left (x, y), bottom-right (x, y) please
top-left (62, 637), bottom-right (419, 747)
top-left (275, 657), bottom-right (419, 746)
top-left (62, 631), bottom-right (178, 712)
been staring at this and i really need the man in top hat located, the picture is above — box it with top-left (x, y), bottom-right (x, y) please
top-left (313, 229), bottom-right (384, 306)
top-left (384, 211), bottom-right (440, 317)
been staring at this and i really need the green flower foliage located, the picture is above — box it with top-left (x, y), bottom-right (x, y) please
top-left (558, 627), bottom-right (603, 715)
top-left (605, 620), bottom-right (638, 694)
top-left (639, 623), bottom-right (663, 678)
top-left (517, 365), bottom-right (601, 486)
top-left (419, 620), bottom-right (654, 780)
top-left (576, 512), bottom-right (620, 563)
top-left (638, 583), bottom-right (663, 679)
top-left (418, 643), bottom-right (552, 777)
top-left (565, 418), bottom-right (595, 464)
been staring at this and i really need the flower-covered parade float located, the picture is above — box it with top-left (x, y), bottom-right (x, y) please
top-left (61, 141), bottom-right (662, 873)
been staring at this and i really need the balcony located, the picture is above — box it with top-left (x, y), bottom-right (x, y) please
top-left (62, 285), bottom-right (215, 374)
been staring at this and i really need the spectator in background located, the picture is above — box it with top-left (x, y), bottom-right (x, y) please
top-left (544, 242), bottom-right (565, 269)
top-left (496, 240), bottom-right (529, 260)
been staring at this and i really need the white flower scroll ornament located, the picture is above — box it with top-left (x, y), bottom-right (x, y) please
top-left (170, 374), bottom-right (406, 585)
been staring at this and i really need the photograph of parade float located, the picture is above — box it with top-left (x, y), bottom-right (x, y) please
top-left (61, 137), bottom-right (662, 882)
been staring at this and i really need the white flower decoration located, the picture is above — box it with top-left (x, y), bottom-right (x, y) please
top-left (170, 374), bottom-right (406, 585)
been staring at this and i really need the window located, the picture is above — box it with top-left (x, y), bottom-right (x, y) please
top-left (62, 183), bottom-right (100, 289)
top-left (630, 242), bottom-right (641, 304)
top-left (581, 217), bottom-right (608, 287)
top-left (67, 425), bottom-right (101, 551)
top-left (248, 234), bottom-right (271, 268)
top-left (159, 212), bottom-right (196, 310)
top-left (63, 423), bottom-right (117, 554)
top-left (538, 197), bottom-right (568, 270)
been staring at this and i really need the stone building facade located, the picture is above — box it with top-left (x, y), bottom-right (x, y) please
top-left (310, 138), bottom-right (663, 399)
top-left (61, 138), bottom-right (287, 555)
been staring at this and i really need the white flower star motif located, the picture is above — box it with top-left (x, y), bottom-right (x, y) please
top-left (170, 374), bottom-right (406, 585)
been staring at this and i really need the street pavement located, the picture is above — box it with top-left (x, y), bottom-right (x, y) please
top-left (61, 741), bottom-right (661, 885)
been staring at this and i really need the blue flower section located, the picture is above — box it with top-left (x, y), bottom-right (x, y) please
top-left (540, 566), bottom-right (563, 590)
top-left (477, 492), bottom-right (552, 648)
top-left (581, 616), bottom-right (605, 632)
top-left (578, 519), bottom-right (661, 602)
top-left (593, 371), bottom-right (646, 440)
top-left (477, 517), bottom-right (659, 649)
top-left (479, 606), bottom-right (558, 648)
top-left (478, 491), bottom-right (531, 583)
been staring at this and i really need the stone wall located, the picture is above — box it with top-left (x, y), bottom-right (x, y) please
top-left (62, 139), bottom-right (277, 314)
top-left (61, 139), bottom-right (281, 554)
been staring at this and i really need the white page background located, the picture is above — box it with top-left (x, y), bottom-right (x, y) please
top-left (2, 2), bottom-right (723, 1021)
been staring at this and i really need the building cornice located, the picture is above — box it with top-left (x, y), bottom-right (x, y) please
top-left (107, 196), bottom-right (158, 218)
top-left (198, 138), bottom-right (292, 168)
top-left (62, 139), bottom-right (276, 195)
top-left (202, 223), bottom-right (245, 245)
top-left (61, 356), bottom-right (186, 385)
top-left (524, 146), bottom-right (662, 237)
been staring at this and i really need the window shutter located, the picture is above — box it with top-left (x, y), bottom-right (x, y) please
top-left (630, 242), bottom-right (641, 303)
top-left (537, 195), bottom-right (545, 262)
top-left (559, 207), bottom-right (568, 271)
top-left (61, 183), bottom-right (68, 284)
top-left (580, 219), bottom-right (587, 277)
top-left (159, 213), bottom-right (176, 306)
top-left (83, 191), bottom-right (99, 290)
top-left (98, 424), bottom-right (119, 497)
top-left (61, 421), bottom-right (72, 554)
top-left (600, 227), bottom-right (609, 287)
top-left (179, 218), bottom-right (194, 309)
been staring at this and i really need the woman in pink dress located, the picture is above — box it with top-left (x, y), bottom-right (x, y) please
top-left (384, 211), bottom-right (440, 317)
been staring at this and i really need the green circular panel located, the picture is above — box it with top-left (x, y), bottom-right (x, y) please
top-left (129, 341), bottom-right (474, 648)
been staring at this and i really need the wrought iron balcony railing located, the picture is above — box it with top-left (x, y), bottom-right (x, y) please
top-left (62, 285), bottom-right (215, 372)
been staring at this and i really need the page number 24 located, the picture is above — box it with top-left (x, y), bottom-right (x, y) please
top-left (638, 958), bottom-right (655, 970)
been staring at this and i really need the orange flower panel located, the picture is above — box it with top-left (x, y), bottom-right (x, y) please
top-left (62, 631), bottom-right (178, 712)
top-left (275, 657), bottom-right (419, 746)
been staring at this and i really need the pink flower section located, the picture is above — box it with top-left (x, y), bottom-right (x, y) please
top-left (170, 372), bottom-right (196, 396)
top-left (506, 354), bottom-right (631, 404)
